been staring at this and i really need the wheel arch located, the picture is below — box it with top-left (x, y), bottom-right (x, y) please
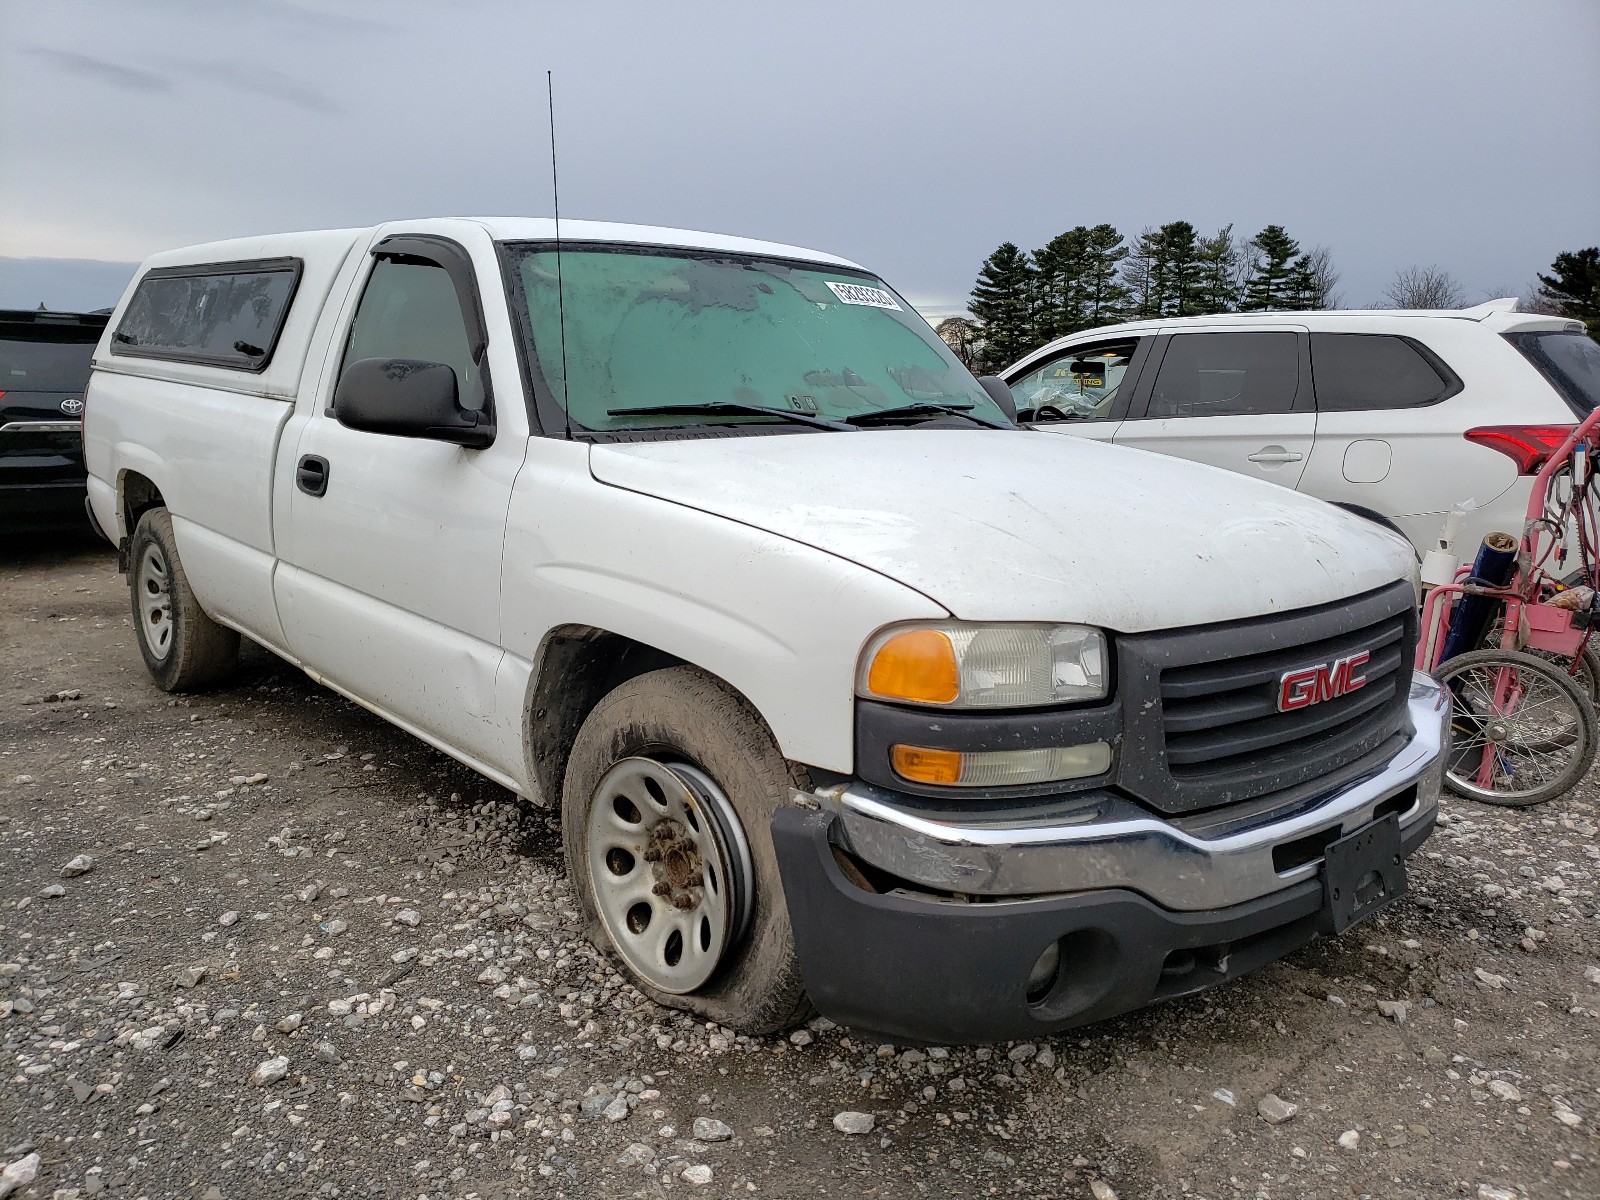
top-left (524, 624), bottom-right (739, 808)
top-left (119, 469), bottom-right (167, 541)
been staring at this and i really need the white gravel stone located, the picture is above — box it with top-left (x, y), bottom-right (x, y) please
top-left (1377, 1000), bottom-right (1409, 1023)
top-left (602, 1094), bottom-right (631, 1122)
top-left (1487, 1079), bottom-right (1521, 1102)
top-left (681, 1164), bottom-right (713, 1186)
top-left (1258, 1094), bottom-right (1298, 1124)
top-left (60, 854), bottom-right (95, 877)
top-left (692, 1116), bottom-right (733, 1142)
top-left (395, 908), bottom-right (422, 927)
top-left (218, 910), bottom-right (239, 927)
top-left (0, 1151), bottom-right (42, 1194)
top-left (250, 1056), bottom-right (290, 1086)
top-left (1337, 1129), bottom-right (1360, 1150)
top-left (38, 883), bottom-right (65, 899)
top-left (1089, 1181), bottom-right (1118, 1200)
top-left (833, 1111), bottom-right (875, 1135)
top-left (1476, 1186), bottom-right (1516, 1200)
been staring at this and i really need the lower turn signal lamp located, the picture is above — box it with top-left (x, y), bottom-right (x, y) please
top-left (890, 742), bottom-right (1113, 788)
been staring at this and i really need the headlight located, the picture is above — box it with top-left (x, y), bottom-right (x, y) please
top-left (857, 623), bottom-right (1107, 708)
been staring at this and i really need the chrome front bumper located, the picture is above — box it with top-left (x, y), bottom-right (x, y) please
top-left (802, 671), bottom-right (1448, 912)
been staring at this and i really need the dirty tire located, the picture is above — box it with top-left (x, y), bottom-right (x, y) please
top-left (128, 507), bottom-right (239, 692)
top-left (561, 665), bottom-right (814, 1035)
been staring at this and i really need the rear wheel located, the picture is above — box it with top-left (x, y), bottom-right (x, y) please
top-left (128, 508), bottom-right (239, 691)
top-left (561, 666), bottom-right (813, 1034)
top-left (1437, 649), bottom-right (1596, 807)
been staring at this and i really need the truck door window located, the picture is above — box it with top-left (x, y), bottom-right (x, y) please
top-left (1009, 340), bottom-right (1139, 421)
top-left (1311, 333), bottom-right (1460, 411)
top-left (1144, 332), bottom-right (1299, 419)
top-left (340, 258), bottom-right (485, 412)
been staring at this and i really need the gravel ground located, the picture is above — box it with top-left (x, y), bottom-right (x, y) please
top-left (3, 535), bottom-right (1599, 1200)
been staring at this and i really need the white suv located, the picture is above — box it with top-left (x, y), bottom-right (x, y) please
top-left (1002, 302), bottom-right (1600, 556)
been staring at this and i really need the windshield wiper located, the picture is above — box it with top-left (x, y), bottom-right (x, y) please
top-left (844, 402), bottom-right (1010, 430)
top-left (605, 402), bottom-right (854, 431)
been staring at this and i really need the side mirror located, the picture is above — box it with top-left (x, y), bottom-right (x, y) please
top-left (977, 376), bottom-right (1017, 422)
top-left (333, 358), bottom-right (494, 448)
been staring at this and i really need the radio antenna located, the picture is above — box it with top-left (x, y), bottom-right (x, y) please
top-left (547, 70), bottom-right (573, 440)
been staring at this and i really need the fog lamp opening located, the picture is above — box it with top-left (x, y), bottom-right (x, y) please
top-left (1026, 940), bottom-right (1061, 1004)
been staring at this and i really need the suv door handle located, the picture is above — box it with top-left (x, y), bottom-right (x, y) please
top-left (1247, 447), bottom-right (1303, 464)
top-left (297, 455), bottom-right (329, 497)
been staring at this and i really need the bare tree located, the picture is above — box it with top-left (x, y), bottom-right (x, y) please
top-left (1383, 265), bottom-right (1467, 309)
top-left (935, 316), bottom-right (984, 371)
top-left (1297, 245), bottom-right (1342, 309)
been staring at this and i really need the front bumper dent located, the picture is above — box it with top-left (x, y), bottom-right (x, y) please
top-left (771, 672), bottom-right (1447, 1044)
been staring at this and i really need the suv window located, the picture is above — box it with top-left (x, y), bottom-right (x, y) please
top-left (112, 258), bottom-right (299, 371)
top-left (1144, 332), bottom-right (1299, 419)
top-left (1010, 339), bottom-right (1139, 421)
top-left (341, 257), bottom-right (485, 412)
top-left (1311, 333), bottom-right (1458, 411)
top-left (0, 328), bottom-right (98, 393)
top-left (1504, 331), bottom-right (1600, 415)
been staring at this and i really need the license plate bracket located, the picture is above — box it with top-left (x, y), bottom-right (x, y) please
top-left (1323, 813), bottom-right (1405, 934)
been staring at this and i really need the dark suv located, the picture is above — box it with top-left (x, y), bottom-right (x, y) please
top-left (1, 309), bottom-right (107, 533)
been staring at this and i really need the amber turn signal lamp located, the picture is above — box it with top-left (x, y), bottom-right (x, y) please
top-left (890, 745), bottom-right (963, 785)
top-left (865, 629), bottom-right (960, 704)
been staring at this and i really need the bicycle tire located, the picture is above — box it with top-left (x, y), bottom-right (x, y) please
top-left (1437, 649), bottom-right (1596, 807)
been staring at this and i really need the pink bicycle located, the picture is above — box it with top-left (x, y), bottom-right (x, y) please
top-left (1417, 407), bottom-right (1600, 805)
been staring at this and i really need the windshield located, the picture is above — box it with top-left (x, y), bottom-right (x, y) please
top-left (0, 333), bottom-right (96, 393)
top-left (1505, 331), bottom-right (1600, 415)
top-left (504, 244), bottom-right (1007, 433)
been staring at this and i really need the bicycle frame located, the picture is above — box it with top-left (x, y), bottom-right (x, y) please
top-left (1416, 407), bottom-right (1600, 794)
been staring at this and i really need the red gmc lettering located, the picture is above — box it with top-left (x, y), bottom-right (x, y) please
top-left (1278, 651), bottom-right (1370, 712)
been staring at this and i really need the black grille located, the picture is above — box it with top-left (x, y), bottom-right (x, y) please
top-left (1116, 581), bottom-right (1417, 814)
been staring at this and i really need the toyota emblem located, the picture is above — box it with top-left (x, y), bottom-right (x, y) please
top-left (59, 397), bottom-right (85, 416)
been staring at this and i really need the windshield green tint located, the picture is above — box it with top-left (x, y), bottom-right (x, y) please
top-left (507, 245), bottom-right (1004, 432)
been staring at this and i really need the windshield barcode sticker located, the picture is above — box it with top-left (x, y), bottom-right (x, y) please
top-left (826, 281), bottom-right (902, 310)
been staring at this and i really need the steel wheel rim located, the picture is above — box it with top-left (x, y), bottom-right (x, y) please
top-left (1445, 662), bottom-right (1582, 799)
top-left (137, 545), bottom-right (174, 662)
top-left (585, 757), bottom-right (750, 994)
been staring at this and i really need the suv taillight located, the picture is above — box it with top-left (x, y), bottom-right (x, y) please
top-left (1463, 424), bottom-right (1576, 475)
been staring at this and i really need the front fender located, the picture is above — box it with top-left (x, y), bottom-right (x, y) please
top-left (501, 441), bottom-right (946, 774)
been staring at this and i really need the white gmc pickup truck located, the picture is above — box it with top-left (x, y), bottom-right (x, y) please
top-left (83, 217), bottom-right (1447, 1044)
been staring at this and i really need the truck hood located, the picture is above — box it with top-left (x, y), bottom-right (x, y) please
top-left (588, 430), bottom-right (1416, 632)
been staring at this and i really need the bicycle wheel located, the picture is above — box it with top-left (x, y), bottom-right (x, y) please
top-left (1437, 649), bottom-right (1597, 807)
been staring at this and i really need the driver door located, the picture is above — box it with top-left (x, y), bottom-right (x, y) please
top-left (1004, 335), bottom-right (1153, 443)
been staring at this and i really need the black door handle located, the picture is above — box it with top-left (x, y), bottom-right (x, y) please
top-left (297, 455), bottom-right (329, 497)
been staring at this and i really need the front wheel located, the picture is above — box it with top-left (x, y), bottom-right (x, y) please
top-left (561, 666), bottom-right (814, 1034)
top-left (1437, 649), bottom-right (1596, 807)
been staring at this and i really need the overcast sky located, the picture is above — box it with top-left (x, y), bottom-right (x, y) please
top-left (2, 0), bottom-right (1596, 316)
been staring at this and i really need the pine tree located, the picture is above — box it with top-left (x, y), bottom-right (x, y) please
top-left (1195, 225), bottom-right (1240, 313)
top-left (968, 243), bottom-right (1039, 369)
top-left (1080, 224), bottom-right (1130, 325)
top-left (1032, 227), bottom-right (1091, 343)
top-left (1241, 225), bottom-right (1302, 311)
top-left (1157, 221), bottom-right (1203, 316)
top-left (1538, 247), bottom-right (1600, 338)
top-left (1123, 227), bottom-right (1160, 321)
